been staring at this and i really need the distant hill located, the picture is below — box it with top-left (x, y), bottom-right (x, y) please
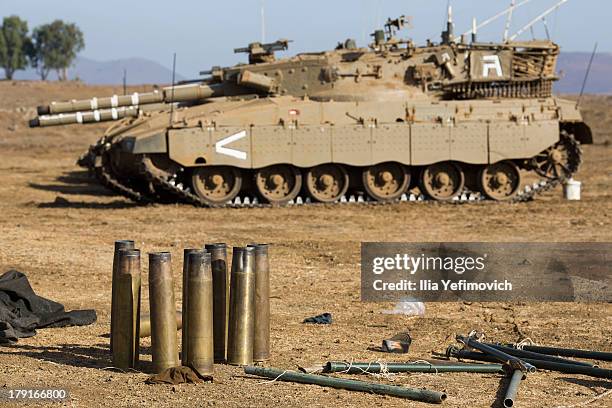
top-left (556, 52), bottom-right (612, 94)
top-left (3, 56), bottom-right (186, 85)
top-left (1, 52), bottom-right (610, 93)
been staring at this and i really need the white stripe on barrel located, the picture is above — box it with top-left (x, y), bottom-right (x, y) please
top-left (111, 95), bottom-right (119, 108)
top-left (76, 112), bottom-right (83, 124)
top-left (111, 108), bottom-right (118, 120)
top-left (131, 93), bottom-right (139, 106)
top-left (94, 110), bottom-right (101, 122)
top-left (91, 97), bottom-right (98, 110)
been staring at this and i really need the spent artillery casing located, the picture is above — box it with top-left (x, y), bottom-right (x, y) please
top-left (111, 240), bottom-right (135, 353)
top-left (111, 249), bottom-right (141, 369)
top-left (504, 370), bottom-right (525, 408)
top-left (248, 244), bottom-right (270, 362)
top-left (227, 247), bottom-right (256, 366)
top-left (181, 249), bottom-right (202, 366)
top-left (140, 311), bottom-right (182, 338)
top-left (204, 243), bottom-right (229, 363)
top-left (149, 252), bottom-right (180, 373)
top-left (244, 366), bottom-right (447, 403)
top-left (184, 251), bottom-right (214, 377)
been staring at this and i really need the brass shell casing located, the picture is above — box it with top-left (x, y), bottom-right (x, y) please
top-left (181, 249), bottom-right (202, 366)
top-left (111, 249), bottom-right (141, 369)
top-left (148, 252), bottom-right (180, 373)
top-left (110, 240), bottom-right (135, 353)
top-left (227, 247), bottom-right (256, 366)
top-left (140, 311), bottom-right (182, 338)
top-left (248, 244), bottom-right (271, 362)
top-left (205, 243), bottom-right (229, 363)
top-left (184, 251), bottom-right (214, 377)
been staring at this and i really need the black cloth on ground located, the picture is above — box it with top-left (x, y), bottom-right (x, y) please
top-left (0, 270), bottom-right (97, 344)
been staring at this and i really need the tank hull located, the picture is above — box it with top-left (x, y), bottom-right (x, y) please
top-left (97, 94), bottom-right (587, 205)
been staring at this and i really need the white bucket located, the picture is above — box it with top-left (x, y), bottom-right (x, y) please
top-left (563, 179), bottom-right (581, 201)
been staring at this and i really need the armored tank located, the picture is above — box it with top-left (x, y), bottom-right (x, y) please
top-left (29, 15), bottom-right (591, 207)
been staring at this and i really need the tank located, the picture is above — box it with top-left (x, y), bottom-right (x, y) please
top-left (28, 15), bottom-right (592, 206)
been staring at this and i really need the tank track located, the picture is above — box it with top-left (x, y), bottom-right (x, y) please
top-left (85, 133), bottom-right (582, 208)
top-left (82, 139), bottom-right (153, 204)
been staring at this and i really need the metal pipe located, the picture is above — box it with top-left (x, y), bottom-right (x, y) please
top-left (244, 366), bottom-right (447, 403)
top-left (181, 249), bottom-right (201, 366)
top-left (35, 83), bottom-right (224, 116)
top-left (30, 106), bottom-right (140, 128)
top-left (205, 243), bottom-right (229, 363)
top-left (325, 362), bottom-right (505, 374)
top-left (457, 335), bottom-right (536, 373)
top-left (139, 311), bottom-right (182, 338)
top-left (515, 344), bottom-right (612, 362)
top-left (110, 240), bottom-right (135, 353)
top-left (184, 251), bottom-right (214, 377)
top-left (37, 91), bottom-right (163, 115)
top-left (461, 0), bottom-right (533, 37)
top-left (509, 0), bottom-right (570, 41)
top-left (248, 244), bottom-right (270, 362)
top-left (449, 349), bottom-right (612, 379)
top-left (503, 370), bottom-right (525, 408)
top-left (503, 0), bottom-right (517, 42)
top-left (227, 247), bottom-right (256, 366)
top-left (486, 343), bottom-right (596, 367)
top-left (149, 252), bottom-right (180, 373)
top-left (111, 249), bottom-right (141, 369)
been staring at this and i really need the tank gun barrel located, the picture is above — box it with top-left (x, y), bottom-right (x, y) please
top-left (36, 83), bottom-right (225, 116)
top-left (29, 106), bottom-right (140, 128)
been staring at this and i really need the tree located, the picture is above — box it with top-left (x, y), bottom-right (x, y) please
top-left (0, 16), bottom-right (30, 80)
top-left (29, 20), bottom-right (84, 81)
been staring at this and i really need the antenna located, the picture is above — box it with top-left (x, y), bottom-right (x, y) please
top-left (169, 53), bottom-right (177, 126)
top-left (503, 0), bottom-right (516, 42)
top-left (576, 43), bottom-right (598, 109)
top-left (122, 68), bottom-right (127, 95)
top-left (542, 17), bottom-right (551, 40)
top-left (509, 0), bottom-right (570, 41)
top-left (261, 0), bottom-right (266, 43)
top-left (462, 0), bottom-right (533, 37)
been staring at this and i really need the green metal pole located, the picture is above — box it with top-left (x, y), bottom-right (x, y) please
top-left (503, 370), bottom-right (525, 408)
top-left (244, 366), bottom-right (447, 404)
top-left (457, 335), bottom-right (536, 373)
top-left (450, 349), bottom-right (612, 379)
top-left (514, 344), bottom-right (612, 362)
top-left (487, 343), bottom-right (596, 367)
top-left (325, 361), bottom-right (504, 374)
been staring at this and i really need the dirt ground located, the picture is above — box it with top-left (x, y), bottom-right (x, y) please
top-left (0, 81), bottom-right (610, 407)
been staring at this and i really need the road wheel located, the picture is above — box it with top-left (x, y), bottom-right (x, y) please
top-left (362, 162), bottom-right (410, 202)
top-left (191, 166), bottom-right (242, 205)
top-left (305, 164), bottom-right (349, 203)
top-left (479, 161), bottom-right (521, 201)
top-left (420, 162), bottom-right (465, 201)
top-left (255, 164), bottom-right (302, 205)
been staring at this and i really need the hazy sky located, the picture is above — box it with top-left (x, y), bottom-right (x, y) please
top-left (3, 0), bottom-right (610, 77)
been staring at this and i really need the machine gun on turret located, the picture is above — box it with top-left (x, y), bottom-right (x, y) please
top-left (234, 39), bottom-right (291, 64)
